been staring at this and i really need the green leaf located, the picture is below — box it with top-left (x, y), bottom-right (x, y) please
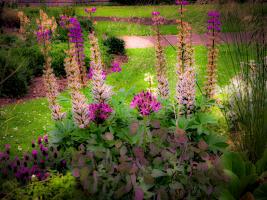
top-left (254, 183), bottom-right (267, 200)
top-left (151, 169), bottom-right (166, 178)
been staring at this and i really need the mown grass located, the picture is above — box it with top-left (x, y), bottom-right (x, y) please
top-left (0, 44), bottom-right (235, 150)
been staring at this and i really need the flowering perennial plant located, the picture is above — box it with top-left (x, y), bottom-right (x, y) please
top-left (88, 103), bottom-right (113, 124)
top-left (64, 47), bottom-right (90, 128)
top-left (35, 10), bottom-right (65, 121)
top-left (43, 57), bottom-right (66, 121)
top-left (17, 11), bottom-right (30, 35)
top-left (152, 11), bottom-right (169, 99)
top-left (130, 91), bottom-right (161, 116)
top-left (176, 3), bottom-right (196, 115)
top-left (204, 11), bottom-right (221, 98)
top-left (89, 31), bottom-right (113, 103)
top-left (60, 16), bottom-right (86, 85)
top-left (0, 136), bottom-right (66, 183)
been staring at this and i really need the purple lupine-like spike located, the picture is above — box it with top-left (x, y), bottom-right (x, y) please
top-left (207, 11), bottom-right (221, 32)
top-left (111, 62), bottom-right (122, 72)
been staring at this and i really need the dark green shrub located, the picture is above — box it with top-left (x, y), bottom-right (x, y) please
top-left (78, 17), bottom-right (94, 33)
top-left (51, 43), bottom-right (68, 77)
top-left (103, 36), bottom-right (125, 55)
top-left (0, 49), bottom-right (32, 98)
top-left (0, 34), bottom-right (18, 48)
top-left (0, 8), bottom-right (19, 28)
top-left (62, 6), bottom-right (75, 16)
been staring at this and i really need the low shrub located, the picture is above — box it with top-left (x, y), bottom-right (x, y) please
top-left (78, 17), bottom-right (94, 33)
top-left (103, 36), bottom-right (126, 55)
top-left (0, 8), bottom-right (20, 29)
top-left (50, 43), bottom-right (69, 77)
top-left (0, 49), bottom-right (31, 98)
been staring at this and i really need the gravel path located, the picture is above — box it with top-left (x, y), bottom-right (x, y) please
top-left (121, 32), bottom-right (253, 48)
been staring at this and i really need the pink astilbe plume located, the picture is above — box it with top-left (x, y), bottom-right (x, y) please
top-left (89, 31), bottom-right (113, 103)
top-left (36, 10), bottom-right (65, 121)
top-left (152, 11), bottom-right (169, 99)
top-left (88, 103), bottom-right (112, 124)
top-left (204, 11), bottom-right (221, 98)
top-left (130, 91), bottom-right (161, 116)
top-left (64, 46), bottom-right (90, 128)
top-left (176, 3), bottom-right (196, 115)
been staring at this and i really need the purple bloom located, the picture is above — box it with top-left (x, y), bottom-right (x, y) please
top-left (32, 150), bottom-right (38, 159)
top-left (111, 62), bottom-right (122, 72)
top-left (88, 103), bottom-right (113, 124)
top-left (5, 144), bottom-right (10, 154)
top-left (59, 15), bottom-right (69, 28)
top-left (176, 0), bottom-right (189, 5)
top-left (152, 11), bottom-right (160, 16)
top-left (37, 136), bottom-right (42, 145)
top-left (207, 11), bottom-right (221, 32)
top-left (85, 7), bottom-right (97, 13)
top-left (43, 134), bottom-right (48, 143)
top-left (88, 67), bottom-right (106, 80)
top-left (36, 26), bottom-right (52, 44)
top-left (130, 91), bottom-right (161, 116)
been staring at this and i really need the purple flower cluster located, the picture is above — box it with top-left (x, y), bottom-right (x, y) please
top-left (88, 103), bottom-right (113, 124)
top-left (85, 7), bottom-right (97, 13)
top-left (176, 0), bottom-right (189, 5)
top-left (87, 67), bottom-right (107, 80)
top-left (111, 62), bottom-right (122, 72)
top-left (0, 135), bottom-right (66, 183)
top-left (151, 11), bottom-right (165, 26)
top-left (207, 11), bottom-right (221, 32)
top-left (152, 11), bottom-right (160, 16)
top-left (59, 15), bottom-right (69, 29)
top-left (130, 91), bottom-right (161, 116)
top-left (36, 26), bottom-right (52, 44)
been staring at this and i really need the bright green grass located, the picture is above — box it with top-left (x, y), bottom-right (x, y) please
top-left (0, 45), bottom-right (234, 151)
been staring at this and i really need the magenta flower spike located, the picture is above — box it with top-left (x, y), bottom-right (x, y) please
top-left (111, 62), bottom-right (122, 73)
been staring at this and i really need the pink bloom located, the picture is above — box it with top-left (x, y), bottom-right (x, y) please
top-left (130, 91), bottom-right (161, 116)
top-left (85, 7), bottom-right (97, 13)
top-left (88, 103), bottom-right (113, 124)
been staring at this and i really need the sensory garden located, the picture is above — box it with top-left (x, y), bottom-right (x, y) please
top-left (0, 0), bottom-right (266, 199)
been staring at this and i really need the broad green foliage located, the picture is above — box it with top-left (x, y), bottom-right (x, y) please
top-left (220, 151), bottom-right (267, 200)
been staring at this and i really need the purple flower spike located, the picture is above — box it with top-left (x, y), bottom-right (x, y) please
top-left (130, 91), bottom-right (161, 116)
top-left (207, 11), bottom-right (221, 32)
top-left (176, 0), bottom-right (189, 5)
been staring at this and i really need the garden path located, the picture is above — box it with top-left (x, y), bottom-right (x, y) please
top-left (121, 32), bottom-right (252, 48)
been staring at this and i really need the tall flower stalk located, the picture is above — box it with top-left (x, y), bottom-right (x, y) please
top-left (60, 16), bottom-right (86, 86)
top-left (176, 0), bottom-right (196, 116)
top-left (86, 8), bottom-right (112, 103)
top-left (204, 11), bottom-right (221, 99)
top-left (36, 10), bottom-right (65, 121)
top-left (64, 46), bottom-right (90, 128)
top-left (152, 11), bottom-right (169, 99)
top-left (17, 11), bottom-right (30, 36)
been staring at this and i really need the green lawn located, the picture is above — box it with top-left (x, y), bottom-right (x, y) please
top-left (0, 44), bottom-right (235, 150)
